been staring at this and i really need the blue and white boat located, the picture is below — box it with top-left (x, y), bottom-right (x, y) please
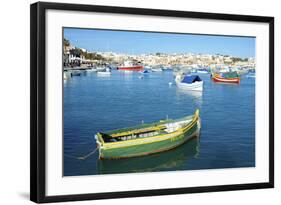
top-left (175, 74), bottom-right (203, 91)
top-left (246, 70), bottom-right (256, 78)
top-left (139, 70), bottom-right (149, 74)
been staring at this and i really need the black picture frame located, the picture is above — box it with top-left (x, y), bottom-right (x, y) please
top-left (30, 1), bottom-right (274, 203)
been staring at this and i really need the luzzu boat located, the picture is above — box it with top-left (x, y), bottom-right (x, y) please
top-left (212, 72), bottom-right (240, 84)
top-left (95, 109), bottom-right (201, 159)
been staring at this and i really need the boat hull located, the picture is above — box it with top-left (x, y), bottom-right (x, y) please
top-left (212, 76), bottom-right (240, 84)
top-left (100, 125), bottom-right (199, 159)
top-left (97, 137), bottom-right (199, 174)
top-left (96, 111), bottom-right (200, 159)
top-left (176, 81), bottom-right (203, 91)
top-left (117, 65), bottom-right (143, 71)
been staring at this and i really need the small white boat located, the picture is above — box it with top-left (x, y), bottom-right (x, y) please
top-left (63, 72), bottom-right (67, 80)
top-left (97, 68), bottom-right (111, 76)
top-left (151, 67), bottom-right (163, 72)
top-left (97, 66), bottom-right (106, 72)
top-left (87, 67), bottom-right (97, 72)
top-left (175, 74), bottom-right (203, 91)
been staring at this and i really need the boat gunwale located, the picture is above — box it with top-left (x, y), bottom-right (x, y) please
top-left (213, 76), bottom-right (240, 80)
top-left (104, 115), bottom-right (194, 136)
top-left (98, 110), bottom-right (200, 149)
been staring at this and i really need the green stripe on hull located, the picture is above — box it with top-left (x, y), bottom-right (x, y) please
top-left (100, 123), bottom-right (198, 159)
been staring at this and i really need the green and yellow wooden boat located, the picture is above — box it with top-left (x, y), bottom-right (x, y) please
top-left (95, 109), bottom-right (201, 159)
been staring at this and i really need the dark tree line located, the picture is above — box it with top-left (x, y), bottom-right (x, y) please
top-left (64, 38), bottom-right (104, 61)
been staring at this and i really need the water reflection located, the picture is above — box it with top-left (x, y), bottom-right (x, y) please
top-left (97, 137), bottom-right (200, 175)
top-left (176, 88), bottom-right (202, 98)
top-left (64, 69), bottom-right (255, 176)
top-left (176, 88), bottom-right (203, 106)
top-left (122, 71), bottom-right (134, 80)
top-left (97, 73), bottom-right (111, 78)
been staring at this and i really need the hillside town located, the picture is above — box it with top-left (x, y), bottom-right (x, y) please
top-left (63, 38), bottom-right (255, 71)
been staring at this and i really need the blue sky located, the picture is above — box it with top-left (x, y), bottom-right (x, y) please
top-left (64, 28), bottom-right (255, 58)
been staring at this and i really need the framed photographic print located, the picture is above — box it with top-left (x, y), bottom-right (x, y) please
top-left (30, 2), bottom-right (274, 203)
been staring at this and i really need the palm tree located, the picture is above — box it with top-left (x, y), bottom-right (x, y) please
top-left (64, 38), bottom-right (70, 47)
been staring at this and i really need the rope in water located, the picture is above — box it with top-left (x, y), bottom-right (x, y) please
top-left (64, 146), bottom-right (99, 160)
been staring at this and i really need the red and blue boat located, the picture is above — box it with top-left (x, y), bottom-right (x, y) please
top-left (117, 61), bottom-right (143, 71)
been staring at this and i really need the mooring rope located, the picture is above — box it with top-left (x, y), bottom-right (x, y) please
top-left (64, 146), bottom-right (99, 160)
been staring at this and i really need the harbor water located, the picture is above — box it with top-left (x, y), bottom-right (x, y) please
top-left (64, 70), bottom-right (255, 176)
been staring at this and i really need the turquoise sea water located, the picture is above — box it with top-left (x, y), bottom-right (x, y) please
top-left (63, 70), bottom-right (255, 176)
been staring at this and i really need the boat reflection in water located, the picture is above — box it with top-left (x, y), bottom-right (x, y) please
top-left (122, 71), bottom-right (134, 80)
top-left (177, 88), bottom-right (202, 98)
top-left (97, 137), bottom-right (200, 175)
top-left (176, 88), bottom-right (203, 107)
